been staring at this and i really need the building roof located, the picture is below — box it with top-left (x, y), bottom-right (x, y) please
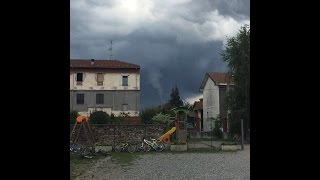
top-left (199, 72), bottom-right (234, 92)
top-left (207, 72), bottom-right (228, 84)
top-left (70, 59), bottom-right (140, 69)
top-left (193, 101), bottom-right (203, 110)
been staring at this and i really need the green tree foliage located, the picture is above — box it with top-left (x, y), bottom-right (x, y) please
top-left (160, 103), bottom-right (175, 116)
top-left (152, 112), bottom-right (171, 124)
top-left (221, 25), bottom-right (250, 136)
top-left (152, 112), bottom-right (174, 133)
top-left (140, 107), bottom-right (161, 124)
top-left (169, 85), bottom-right (183, 108)
top-left (140, 85), bottom-right (185, 124)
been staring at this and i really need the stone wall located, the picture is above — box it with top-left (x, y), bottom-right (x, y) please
top-left (70, 124), bottom-right (165, 145)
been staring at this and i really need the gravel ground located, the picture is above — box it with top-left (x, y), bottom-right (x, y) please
top-left (76, 145), bottom-right (250, 180)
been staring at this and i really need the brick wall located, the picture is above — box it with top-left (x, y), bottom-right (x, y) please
top-left (70, 124), bottom-right (165, 145)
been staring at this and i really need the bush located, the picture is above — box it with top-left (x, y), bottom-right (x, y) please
top-left (212, 116), bottom-right (223, 139)
top-left (140, 107), bottom-right (161, 124)
top-left (70, 110), bottom-right (78, 124)
top-left (90, 111), bottom-right (110, 124)
top-left (213, 127), bottom-right (223, 139)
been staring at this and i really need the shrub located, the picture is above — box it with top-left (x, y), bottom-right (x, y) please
top-left (140, 107), bottom-right (161, 124)
top-left (213, 127), bottom-right (223, 139)
top-left (70, 110), bottom-right (78, 124)
top-left (212, 116), bottom-right (223, 139)
top-left (90, 111), bottom-right (110, 124)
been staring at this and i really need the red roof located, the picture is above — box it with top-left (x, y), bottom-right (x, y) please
top-left (199, 72), bottom-right (234, 91)
top-left (70, 59), bottom-right (140, 69)
top-left (193, 101), bottom-right (203, 110)
top-left (207, 72), bottom-right (228, 84)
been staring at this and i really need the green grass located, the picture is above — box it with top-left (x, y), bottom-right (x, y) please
top-left (70, 153), bottom-right (106, 180)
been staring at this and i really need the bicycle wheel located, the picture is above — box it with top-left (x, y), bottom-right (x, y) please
top-left (72, 143), bottom-right (83, 153)
top-left (127, 145), bottom-right (136, 153)
top-left (145, 145), bottom-right (151, 152)
top-left (80, 147), bottom-right (91, 157)
top-left (158, 142), bottom-right (165, 152)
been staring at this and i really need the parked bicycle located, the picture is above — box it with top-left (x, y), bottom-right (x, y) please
top-left (114, 142), bottom-right (136, 153)
top-left (143, 137), bottom-right (165, 152)
top-left (136, 140), bottom-right (151, 152)
top-left (70, 141), bottom-right (95, 158)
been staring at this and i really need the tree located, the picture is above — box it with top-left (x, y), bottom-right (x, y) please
top-left (169, 85), bottom-right (183, 108)
top-left (221, 25), bottom-right (250, 137)
top-left (152, 112), bottom-right (173, 133)
top-left (182, 101), bottom-right (193, 111)
top-left (160, 103), bottom-right (175, 116)
top-left (140, 107), bottom-right (161, 124)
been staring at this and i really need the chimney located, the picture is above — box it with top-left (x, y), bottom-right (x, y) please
top-left (91, 59), bottom-right (94, 65)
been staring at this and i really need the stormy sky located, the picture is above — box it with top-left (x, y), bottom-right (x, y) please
top-left (70, 0), bottom-right (250, 108)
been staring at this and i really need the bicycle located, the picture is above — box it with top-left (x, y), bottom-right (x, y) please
top-left (136, 140), bottom-right (151, 152)
top-left (143, 137), bottom-right (165, 152)
top-left (114, 142), bottom-right (136, 153)
top-left (70, 141), bottom-right (95, 158)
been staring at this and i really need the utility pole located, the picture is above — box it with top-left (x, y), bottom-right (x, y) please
top-left (226, 73), bottom-right (230, 137)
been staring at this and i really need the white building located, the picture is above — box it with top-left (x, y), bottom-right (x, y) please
top-left (199, 72), bottom-right (233, 132)
top-left (70, 59), bottom-right (140, 116)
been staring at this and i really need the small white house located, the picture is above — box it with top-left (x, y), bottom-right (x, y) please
top-left (199, 72), bottom-right (234, 132)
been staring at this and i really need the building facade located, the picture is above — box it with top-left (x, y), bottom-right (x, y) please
top-left (70, 59), bottom-right (140, 116)
top-left (199, 72), bottom-right (233, 132)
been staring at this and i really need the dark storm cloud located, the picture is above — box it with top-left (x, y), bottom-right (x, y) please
top-left (70, 0), bottom-right (250, 108)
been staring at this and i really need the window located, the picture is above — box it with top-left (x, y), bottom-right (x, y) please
top-left (122, 76), bottom-right (128, 86)
top-left (97, 73), bottom-right (104, 86)
top-left (76, 94), bottom-right (84, 104)
top-left (122, 104), bottom-right (128, 111)
top-left (76, 73), bottom-right (83, 85)
top-left (96, 94), bottom-right (104, 104)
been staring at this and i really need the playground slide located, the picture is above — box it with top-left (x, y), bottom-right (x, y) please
top-left (76, 115), bottom-right (89, 123)
top-left (159, 127), bottom-right (176, 144)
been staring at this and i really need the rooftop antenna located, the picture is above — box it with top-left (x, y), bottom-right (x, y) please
top-left (108, 40), bottom-right (113, 60)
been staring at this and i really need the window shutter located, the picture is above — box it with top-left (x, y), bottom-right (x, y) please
top-left (97, 73), bottom-right (104, 82)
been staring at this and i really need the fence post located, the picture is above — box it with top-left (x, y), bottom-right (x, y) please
top-left (144, 123), bottom-right (147, 138)
top-left (113, 125), bottom-right (116, 148)
top-left (241, 119), bottom-right (244, 150)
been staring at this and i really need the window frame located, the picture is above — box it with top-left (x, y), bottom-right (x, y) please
top-left (122, 75), bottom-right (128, 86)
top-left (76, 94), bottom-right (84, 104)
top-left (96, 94), bottom-right (104, 104)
